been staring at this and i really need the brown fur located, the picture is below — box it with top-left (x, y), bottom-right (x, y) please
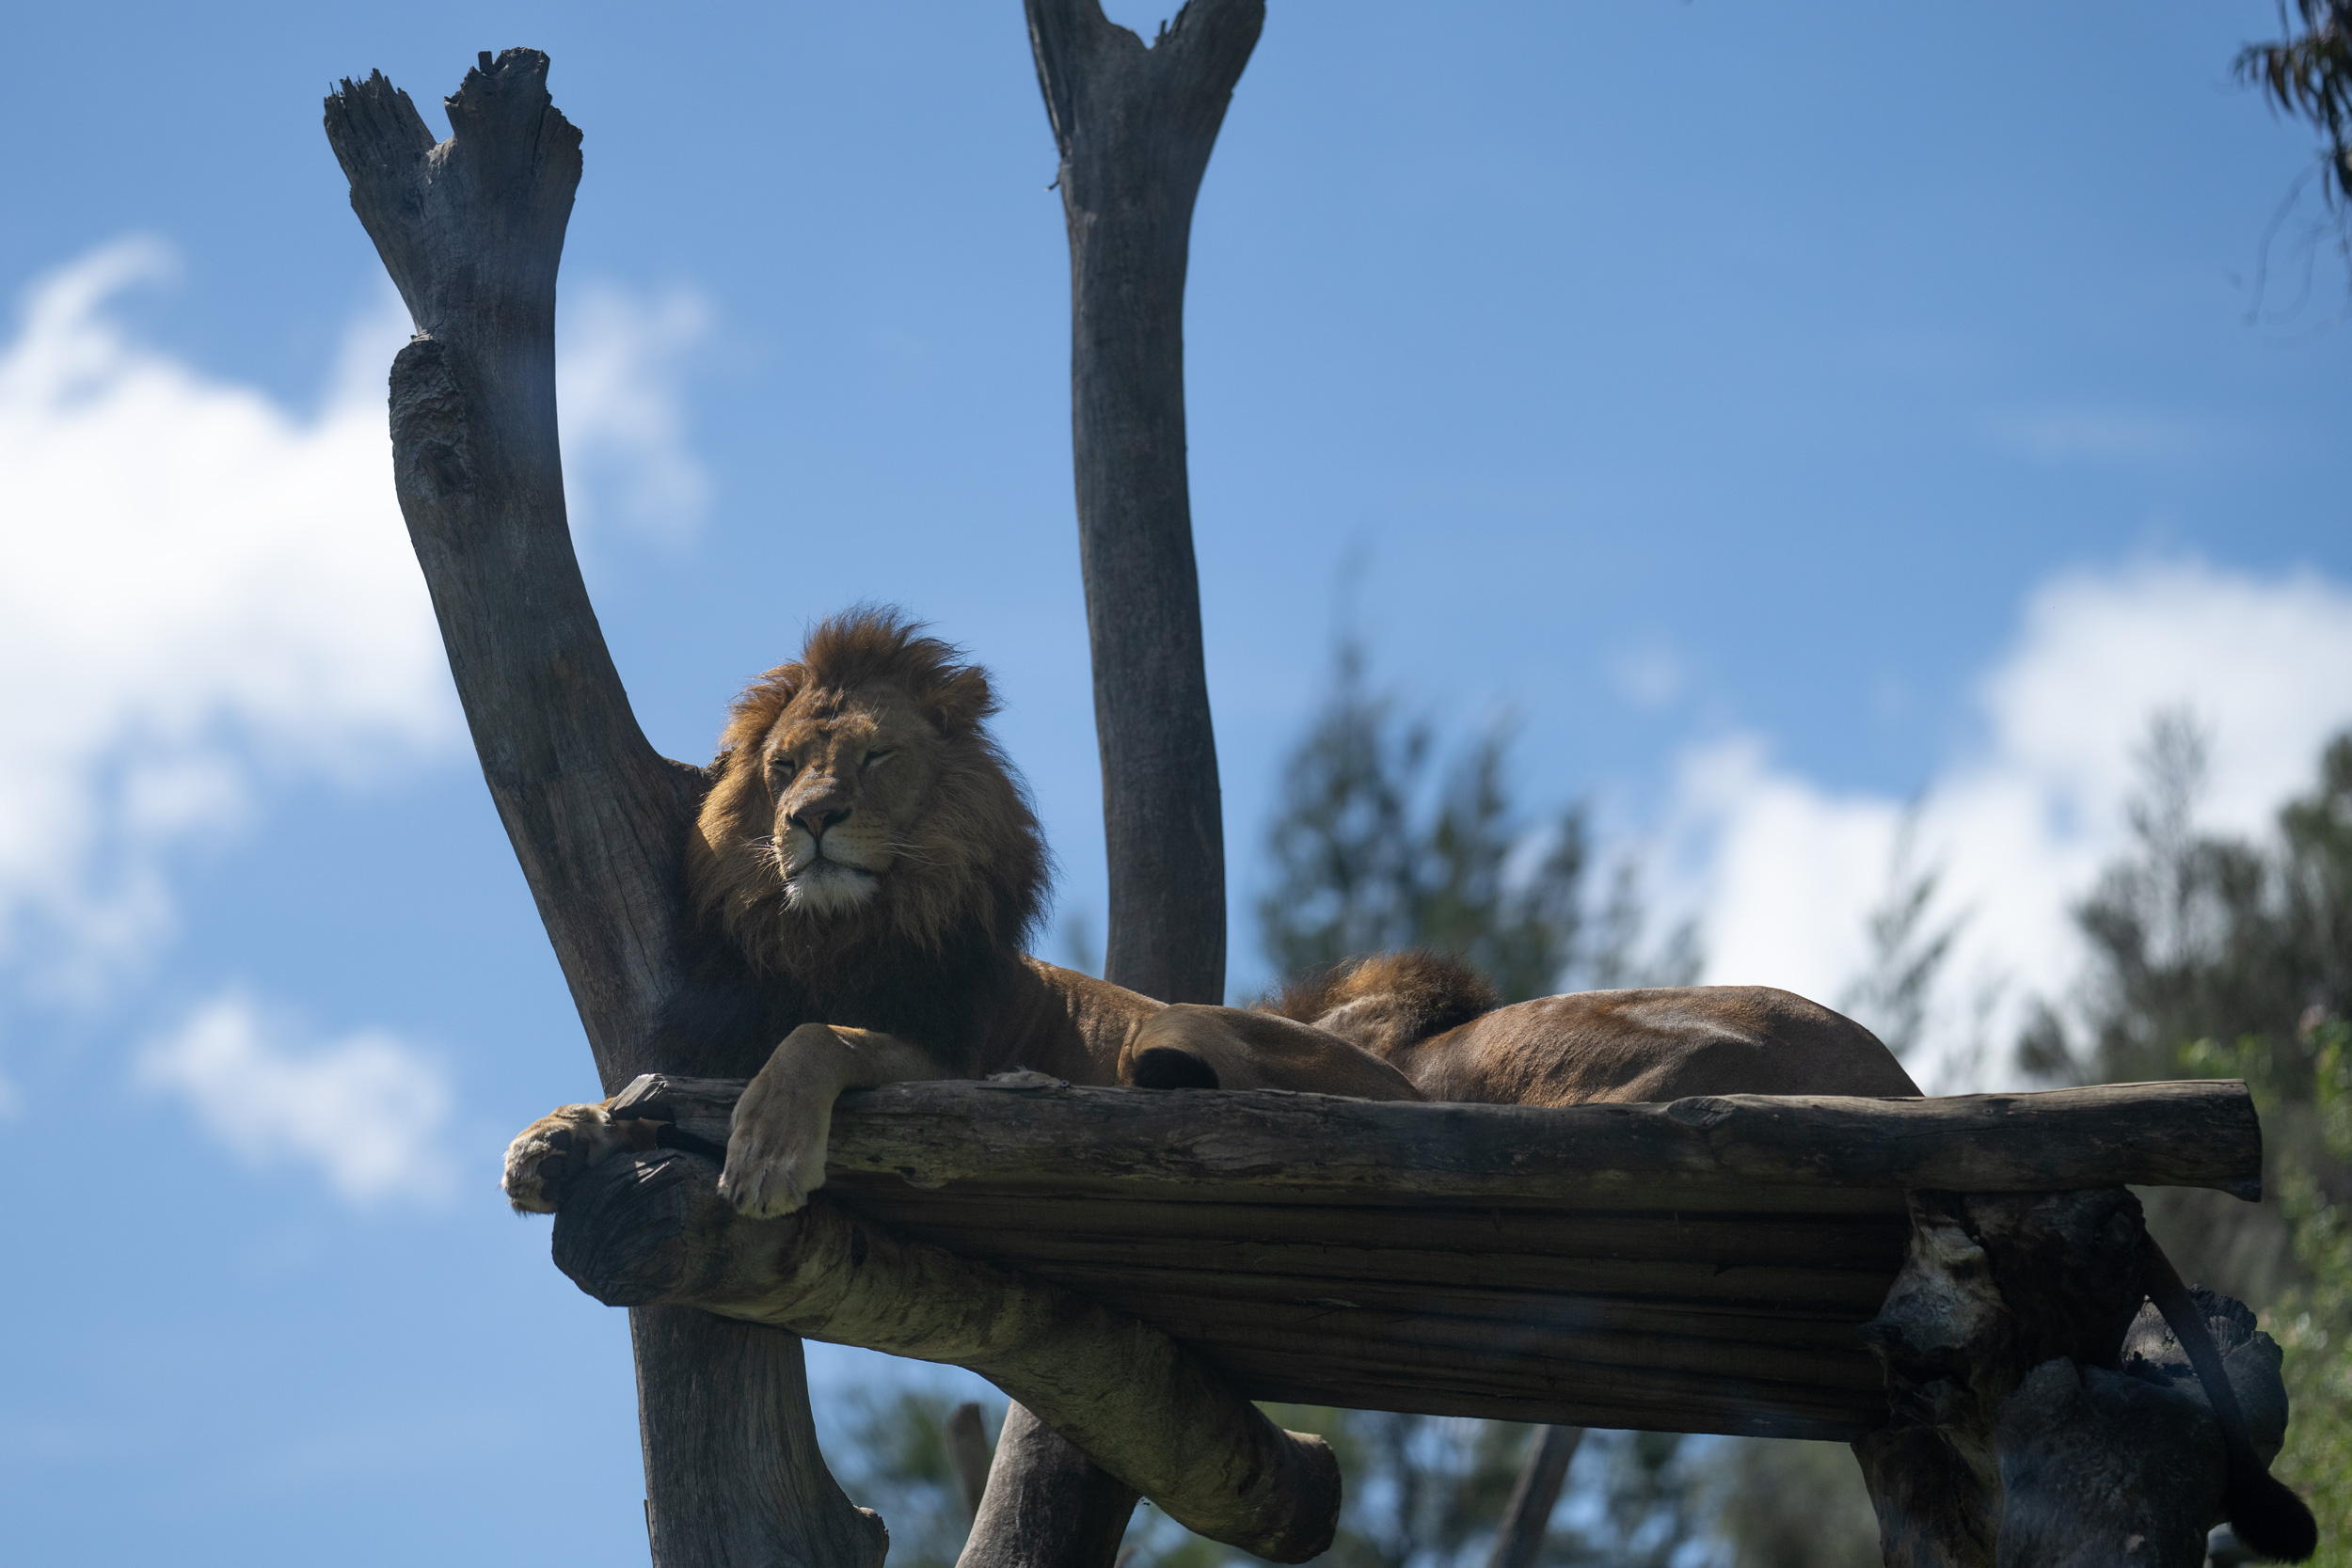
top-left (1266, 948), bottom-right (1921, 1104)
top-left (1263, 951), bottom-right (1502, 1061)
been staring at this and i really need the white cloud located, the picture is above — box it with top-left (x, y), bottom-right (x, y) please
top-left (558, 281), bottom-right (713, 543)
top-left (135, 992), bottom-right (456, 1205)
top-left (1668, 559), bottom-right (2352, 1090)
top-left (1608, 642), bottom-right (1688, 709)
top-left (0, 240), bottom-right (713, 990)
top-left (0, 239), bottom-right (452, 979)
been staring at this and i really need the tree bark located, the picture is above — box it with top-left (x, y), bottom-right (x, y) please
top-left (1031, 0), bottom-right (1261, 1009)
top-left (617, 1072), bottom-right (2268, 1202)
top-left (550, 1072), bottom-right (2267, 1444)
top-left (1849, 1191), bottom-right (2295, 1567)
top-left (997, 6), bottom-right (1265, 1560)
top-left (323, 52), bottom-right (880, 1568)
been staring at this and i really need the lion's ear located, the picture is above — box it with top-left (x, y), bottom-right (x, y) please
top-left (922, 667), bottom-right (997, 733)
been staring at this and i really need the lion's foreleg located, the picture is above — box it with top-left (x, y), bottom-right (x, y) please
top-left (720, 1024), bottom-right (942, 1218)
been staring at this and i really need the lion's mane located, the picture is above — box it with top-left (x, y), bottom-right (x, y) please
top-left (687, 610), bottom-right (1050, 1042)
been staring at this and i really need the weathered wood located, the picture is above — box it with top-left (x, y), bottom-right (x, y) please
top-left (1486, 1426), bottom-right (1582, 1568)
top-left (1026, 0), bottom-right (1262, 1009)
top-left (1011, 3), bottom-right (1267, 1548)
top-left (324, 52), bottom-right (873, 1568)
top-left (574, 1074), bottom-right (2269, 1446)
top-left (615, 1073), bottom-right (2267, 1199)
top-left (554, 1146), bottom-right (1342, 1562)
top-left (962, 1404), bottom-right (1139, 1568)
top-left (1844, 1188), bottom-right (2304, 1568)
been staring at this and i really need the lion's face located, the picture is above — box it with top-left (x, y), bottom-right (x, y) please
top-left (689, 610), bottom-right (1048, 984)
top-left (749, 686), bottom-right (941, 917)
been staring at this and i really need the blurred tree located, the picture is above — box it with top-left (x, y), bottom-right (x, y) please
top-left (1838, 811), bottom-right (1963, 1066)
top-left (2012, 717), bottom-right (2352, 1560)
top-left (2241, 3), bottom-right (2352, 204)
top-left (1236, 641), bottom-right (1736, 1568)
top-left (826, 1386), bottom-right (996, 1568)
top-left (1257, 638), bottom-right (1692, 1006)
top-left (1699, 1437), bottom-right (1883, 1568)
top-left (2016, 713), bottom-right (2352, 1304)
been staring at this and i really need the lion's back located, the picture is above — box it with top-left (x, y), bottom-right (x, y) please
top-left (1394, 985), bottom-right (1921, 1106)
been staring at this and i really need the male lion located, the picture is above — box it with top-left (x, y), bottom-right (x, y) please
top-left (501, 608), bottom-right (1419, 1217)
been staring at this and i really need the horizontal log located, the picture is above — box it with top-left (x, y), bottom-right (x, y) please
top-left (612, 1072), bottom-right (2265, 1200)
top-left (839, 1196), bottom-right (1914, 1268)
top-left (551, 1147), bottom-right (1338, 1562)
top-left (577, 1072), bottom-right (2262, 1443)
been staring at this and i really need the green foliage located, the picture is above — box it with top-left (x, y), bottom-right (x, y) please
top-left (2188, 1013), bottom-right (2352, 1564)
top-left (828, 1386), bottom-right (993, 1568)
top-left (1258, 639), bottom-right (1692, 1005)
top-left (1700, 1439), bottom-right (1883, 1568)
top-left (2020, 718), bottom-right (2352, 1560)
top-left (2241, 2), bottom-right (2352, 203)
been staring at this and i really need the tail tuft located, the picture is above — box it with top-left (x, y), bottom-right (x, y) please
top-left (1260, 950), bottom-right (1500, 1054)
top-left (2227, 1468), bottom-right (2317, 1562)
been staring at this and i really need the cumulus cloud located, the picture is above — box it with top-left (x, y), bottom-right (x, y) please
top-left (1668, 559), bottom-right (2352, 1090)
top-left (0, 239), bottom-right (712, 985)
top-left (558, 280), bottom-right (713, 543)
top-left (0, 239), bottom-right (450, 978)
top-left (0, 238), bottom-right (714, 1176)
top-left (135, 993), bottom-right (456, 1204)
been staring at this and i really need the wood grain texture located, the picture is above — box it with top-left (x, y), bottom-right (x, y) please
top-left (615, 1073), bottom-right (2267, 1199)
top-left (1014, 4), bottom-right (1263, 1556)
top-left (324, 52), bottom-right (876, 1568)
top-left (1025, 0), bottom-right (1262, 1009)
top-left (582, 1074), bottom-right (2265, 1446)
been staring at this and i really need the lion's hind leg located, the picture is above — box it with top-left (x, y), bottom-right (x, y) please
top-left (1120, 1006), bottom-right (1425, 1101)
top-left (501, 1101), bottom-right (658, 1213)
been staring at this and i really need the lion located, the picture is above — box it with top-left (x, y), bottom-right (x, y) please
top-left (500, 608), bottom-right (1420, 1217)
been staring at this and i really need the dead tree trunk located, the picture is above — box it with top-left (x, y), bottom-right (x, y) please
top-left (1033, 0), bottom-right (1261, 1008)
top-left (968, 8), bottom-right (1266, 1563)
top-left (323, 51), bottom-right (883, 1568)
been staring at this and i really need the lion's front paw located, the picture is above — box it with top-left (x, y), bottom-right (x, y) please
top-left (501, 1101), bottom-right (647, 1213)
top-left (718, 1077), bottom-right (832, 1219)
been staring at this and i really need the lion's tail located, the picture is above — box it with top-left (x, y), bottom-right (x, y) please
top-left (1260, 950), bottom-right (1500, 1053)
top-left (2145, 1243), bottom-right (2317, 1560)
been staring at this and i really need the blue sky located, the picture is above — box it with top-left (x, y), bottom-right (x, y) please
top-left (6, 3), bottom-right (2352, 1562)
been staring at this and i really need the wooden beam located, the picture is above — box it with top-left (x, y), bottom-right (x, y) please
top-left (614, 1073), bottom-right (2266, 1200)
top-left (542, 1074), bottom-right (2266, 1448)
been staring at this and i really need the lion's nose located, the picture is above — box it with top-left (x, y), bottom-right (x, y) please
top-left (795, 805), bottom-right (851, 841)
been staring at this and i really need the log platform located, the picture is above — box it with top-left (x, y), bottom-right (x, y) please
top-left (576, 1072), bottom-right (2259, 1444)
